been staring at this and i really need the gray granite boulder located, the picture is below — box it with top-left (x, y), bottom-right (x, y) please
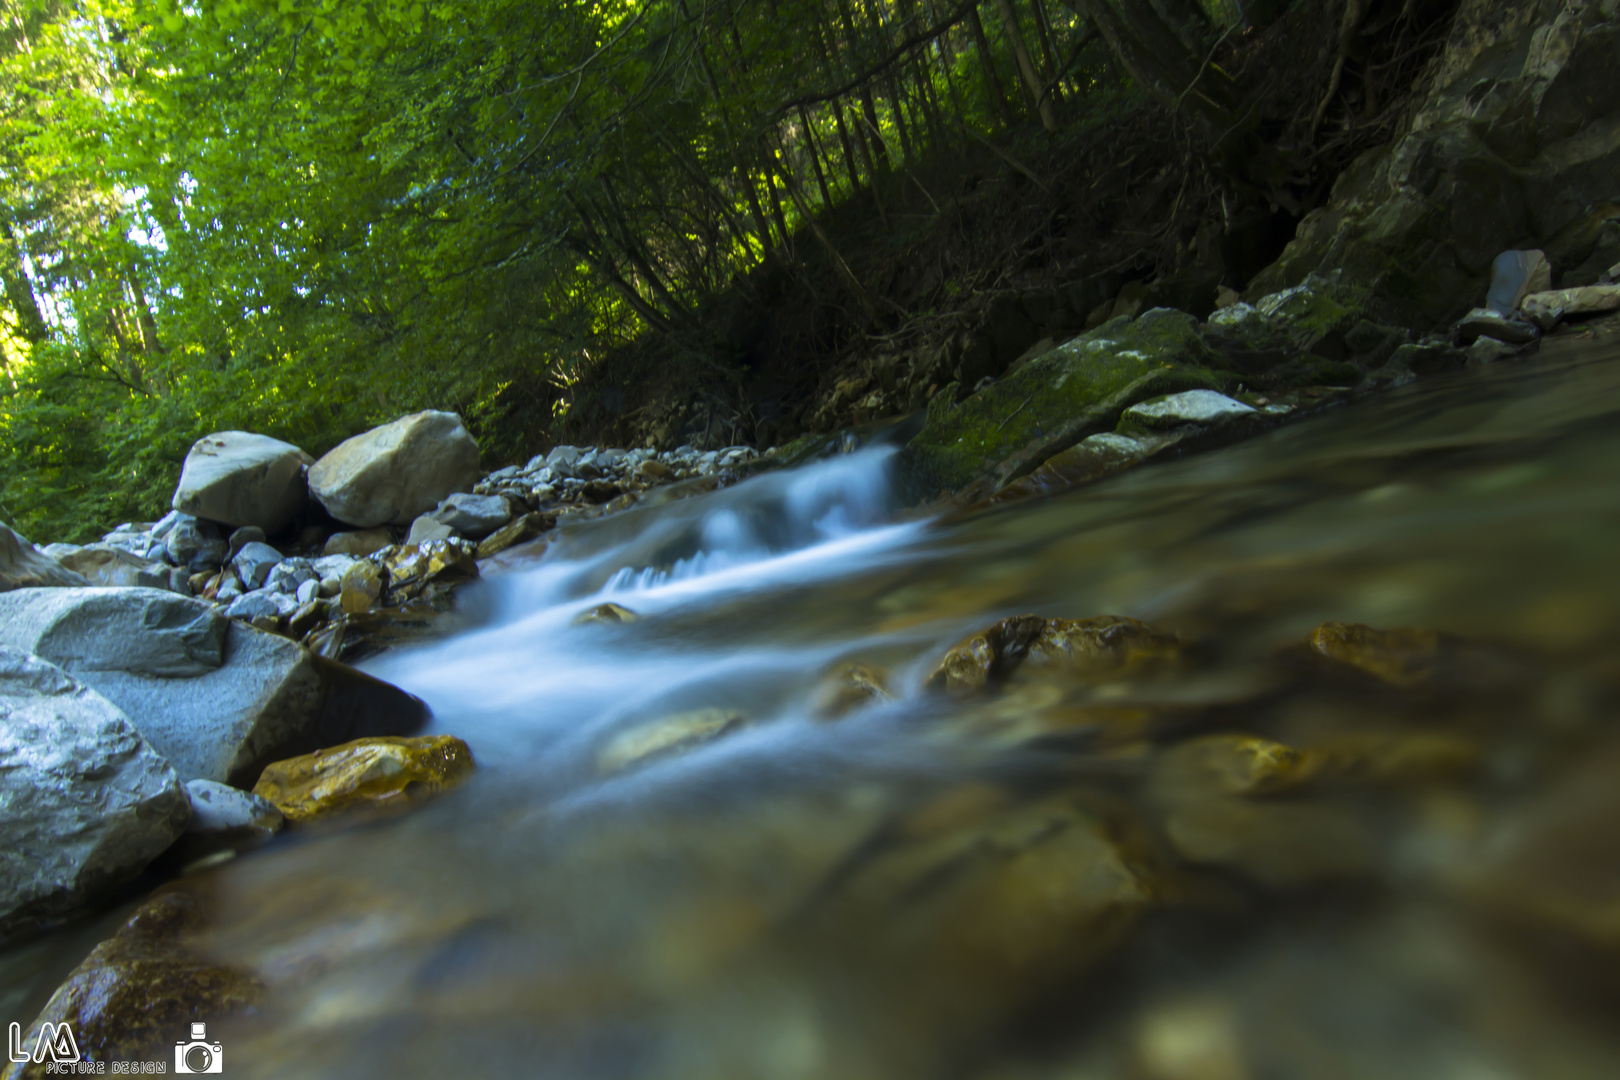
top-left (1, 522), bottom-right (88, 592)
top-left (171, 431), bottom-right (311, 533)
top-left (0, 587), bottom-right (226, 678)
top-left (0, 648), bottom-right (189, 942)
top-left (308, 410), bottom-right (481, 528)
top-left (0, 588), bottom-right (429, 786)
top-left (425, 492), bottom-right (510, 539)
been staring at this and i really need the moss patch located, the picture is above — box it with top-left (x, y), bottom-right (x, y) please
top-left (903, 309), bottom-right (1227, 493)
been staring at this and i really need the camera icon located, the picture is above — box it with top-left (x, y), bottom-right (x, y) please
top-left (175, 1022), bottom-right (223, 1073)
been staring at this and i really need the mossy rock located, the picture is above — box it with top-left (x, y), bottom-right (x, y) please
top-left (902, 309), bottom-right (1227, 494)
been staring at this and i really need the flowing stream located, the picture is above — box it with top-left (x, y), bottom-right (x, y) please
top-left (11, 334), bottom-right (1620, 1079)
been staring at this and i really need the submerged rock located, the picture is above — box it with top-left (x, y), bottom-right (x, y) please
top-left (0, 649), bottom-right (189, 942)
top-left (308, 410), bottom-right (482, 528)
top-left (927, 614), bottom-right (1183, 697)
top-left (1308, 621), bottom-right (1442, 686)
top-left (170, 430), bottom-right (311, 533)
top-left (810, 662), bottom-right (892, 720)
top-left (0, 522), bottom-right (88, 592)
top-left (597, 708), bottom-right (746, 774)
top-left (6, 891), bottom-right (263, 1070)
top-left (574, 602), bottom-right (640, 625)
top-left (253, 734), bottom-right (475, 822)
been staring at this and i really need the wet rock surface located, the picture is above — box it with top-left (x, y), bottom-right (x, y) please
top-left (252, 734), bottom-right (475, 822)
top-left (2, 891), bottom-right (262, 1078)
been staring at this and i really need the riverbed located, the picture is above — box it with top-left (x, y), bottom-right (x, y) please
top-left (10, 332), bottom-right (1620, 1080)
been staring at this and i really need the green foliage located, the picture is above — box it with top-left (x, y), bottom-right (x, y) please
top-left (0, 0), bottom-right (1117, 541)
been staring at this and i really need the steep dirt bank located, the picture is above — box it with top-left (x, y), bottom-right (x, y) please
top-left (500, 0), bottom-right (1475, 457)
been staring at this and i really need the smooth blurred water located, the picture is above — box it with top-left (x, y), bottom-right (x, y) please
top-left (10, 334), bottom-right (1620, 1080)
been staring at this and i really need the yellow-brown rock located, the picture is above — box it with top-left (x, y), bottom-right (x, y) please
top-left (1308, 621), bottom-right (1441, 685)
top-left (810, 662), bottom-right (891, 719)
top-left (475, 512), bottom-right (555, 558)
top-left (926, 614), bottom-right (1181, 696)
top-left (597, 708), bottom-right (745, 774)
top-left (383, 539), bottom-right (477, 598)
top-left (2, 891), bottom-right (261, 1079)
top-left (574, 602), bottom-right (640, 625)
top-left (1155, 734), bottom-right (1318, 798)
top-left (252, 734), bottom-right (475, 822)
top-left (339, 559), bottom-right (383, 614)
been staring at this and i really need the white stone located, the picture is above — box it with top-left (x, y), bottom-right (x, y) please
top-left (0, 648), bottom-right (188, 940)
top-left (309, 410), bottom-right (481, 528)
top-left (406, 515), bottom-right (458, 546)
top-left (1124, 390), bottom-right (1258, 429)
top-left (171, 431), bottom-right (311, 533)
top-left (183, 779), bottom-right (283, 836)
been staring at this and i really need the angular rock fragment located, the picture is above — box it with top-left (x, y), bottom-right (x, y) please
top-left (171, 430), bottom-right (311, 533)
top-left (308, 410), bottom-right (481, 527)
top-left (339, 560), bottom-right (384, 614)
top-left (426, 492), bottom-right (511, 538)
top-left (253, 734), bottom-right (475, 822)
top-left (383, 539), bottom-right (477, 599)
top-left (0, 649), bottom-right (189, 941)
top-left (0, 521), bottom-right (88, 592)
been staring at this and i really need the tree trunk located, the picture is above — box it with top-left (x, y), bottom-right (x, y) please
top-left (0, 222), bottom-right (50, 343)
top-left (968, 6), bottom-right (1019, 126)
top-left (993, 0), bottom-right (1059, 130)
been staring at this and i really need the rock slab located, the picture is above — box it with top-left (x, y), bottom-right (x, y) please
top-left (171, 431), bottom-right (311, 533)
top-left (0, 649), bottom-right (189, 942)
top-left (308, 410), bottom-right (481, 528)
top-left (0, 588), bottom-right (430, 786)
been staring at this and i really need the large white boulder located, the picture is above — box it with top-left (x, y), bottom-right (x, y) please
top-left (172, 431), bottom-right (312, 533)
top-left (0, 522), bottom-right (88, 592)
top-left (0, 588), bottom-right (430, 786)
top-left (0, 648), bottom-right (189, 941)
top-left (308, 410), bottom-right (481, 528)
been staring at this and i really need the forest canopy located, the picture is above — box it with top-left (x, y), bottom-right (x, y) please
top-left (1, 0), bottom-right (1312, 541)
